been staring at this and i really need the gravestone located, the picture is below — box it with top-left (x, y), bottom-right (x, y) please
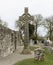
top-left (30, 39), bottom-right (34, 46)
top-left (19, 7), bottom-right (34, 54)
top-left (34, 48), bottom-right (44, 61)
top-left (45, 46), bottom-right (53, 54)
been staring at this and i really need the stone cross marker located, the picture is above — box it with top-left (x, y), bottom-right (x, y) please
top-left (19, 7), bottom-right (34, 49)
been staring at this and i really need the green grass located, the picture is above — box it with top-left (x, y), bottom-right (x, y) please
top-left (14, 52), bottom-right (53, 65)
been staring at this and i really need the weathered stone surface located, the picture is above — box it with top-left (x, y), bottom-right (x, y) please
top-left (19, 7), bottom-right (34, 54)
top-left (0, 25), bottom-right (18, 57)
top-left (45, 46), bottom-right (53, 54)
top-left (34, 48), bottom-right (44, 61)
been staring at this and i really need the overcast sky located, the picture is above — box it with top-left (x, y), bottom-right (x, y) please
top-left (0, 0), bottom-right (53, 36)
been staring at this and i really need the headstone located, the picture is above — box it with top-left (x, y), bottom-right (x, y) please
top-left (45, 46), bottom-right (53, 54)
top-left (44, 38), bottom-right (52, 46)
top-left (30, 39), bottom-right (34, 46)
top-left (34, 48), bottom-right (44, 61)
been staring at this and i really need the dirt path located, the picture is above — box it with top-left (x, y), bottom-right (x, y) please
top-left (0, 46), bottom-right (34, 65)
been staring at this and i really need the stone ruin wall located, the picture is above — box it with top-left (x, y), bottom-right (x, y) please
top-left (0, 26), bottom-right (19, 57)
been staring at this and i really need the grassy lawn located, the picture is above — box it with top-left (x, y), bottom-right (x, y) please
top-left (14, 52), bottom-right (53, 65)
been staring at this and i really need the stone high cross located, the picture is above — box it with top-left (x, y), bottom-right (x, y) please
top-left (19, 7), bottom-right (34, 49)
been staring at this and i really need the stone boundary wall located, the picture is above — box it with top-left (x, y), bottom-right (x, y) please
top-left (0, 26), bottom-right (18, 57)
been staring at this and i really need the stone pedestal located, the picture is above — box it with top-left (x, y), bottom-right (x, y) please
top-left (22, 48), bottom-right (31, 54)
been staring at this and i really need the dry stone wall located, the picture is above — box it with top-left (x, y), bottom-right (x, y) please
top-left (0, 25), bottom-right (18, 57)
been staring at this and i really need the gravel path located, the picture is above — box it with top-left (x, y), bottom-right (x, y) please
top-left (0, 46), bottom-right (34, 65)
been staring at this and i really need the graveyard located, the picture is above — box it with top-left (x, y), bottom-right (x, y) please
top-left (14, 44), bottom-right (53, 65)
top-left (0, 7), bottom-right (53, 65)
top-left (14, 53), bottom-right (53, 65)
top-left (14, 7), bottom-right (53, 65)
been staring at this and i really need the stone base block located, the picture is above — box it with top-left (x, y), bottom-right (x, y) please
top-left (21, 48), bottom-right (31, 54)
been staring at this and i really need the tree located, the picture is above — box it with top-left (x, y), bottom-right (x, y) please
top-left (15, 20), bottom-right (23, 44)
top-left (33, 14), bottom-right (43, 41)
top-left (29, 23), bottom-right (35, 38)
top-left (0, 19), bottom-right (8, 27)
top-left (45, 16), bottom-right (53, 40)
top-left (3, 22), bottom-right (8, 27)
top-left (0, 19), bottom-right (3, 24)
top-left (15, 20), bottom-right (35, 42)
